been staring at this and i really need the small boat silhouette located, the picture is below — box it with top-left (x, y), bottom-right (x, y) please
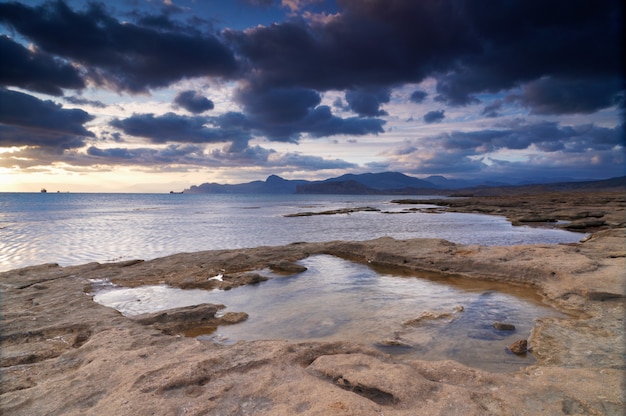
top-left (40, 188), bottom-right (47, 193)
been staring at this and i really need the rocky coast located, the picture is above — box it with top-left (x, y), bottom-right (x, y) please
top-left (1, 191), bottom-right (624, 415)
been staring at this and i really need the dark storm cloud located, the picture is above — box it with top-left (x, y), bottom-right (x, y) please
top-left (87, 144), bottom-right (205, 165)
top-left (233, 85), bottom-right (386, 141)
top-left (423, 110), bottom-right (445, 124)
top-left (344, 87), bottom-right (390, 117)
top-left (437, 122), bottom-right (623, 154)
top-left (85, 141), bottom-right (356, 171)
top-left (409, 90), bottom-right (428, 104)
top-left (0, 88), bottom-right (94, 148)
top-left (225, 3), bottom-right (476, 91)
top-left (432, 0), bottom-right (623, 109)
top-left (210, 143), bottom-right (357, 170)
top-left (234, 86), bottom-right (321, 124)
top-left (387, 122), bottom-right (625, 181)
top-left (0, 35), bottom-right (84, 95)
top-left (173, 90), bottom-right (215, 114)
top-left (109, 112), bottom-right (251, 145)
top-left (515, 77), bottom-right (624, 115)
top-left (65, 95), bottom-right (107, 108)
top-left (0, 1), bottom-right (238, 93)
top-left (112, 99), bottom-right (385, 146)
top-left (299, 106), bottom-right (386, 138)
top-left (227, 0), bottom-right (622, 114)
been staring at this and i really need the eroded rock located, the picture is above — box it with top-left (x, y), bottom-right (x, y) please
top-left (131, 303), bottom-right (248, 335)
top-left (508, 339), bottom-right (528, 354)
top-left (493, 322), bottom-right (516, 331)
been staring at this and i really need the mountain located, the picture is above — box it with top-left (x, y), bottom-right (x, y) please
top-left (295, 180), bottom-right (378, 194)
top-left (185, 174), bottom-right (308, 194)
top-left (185, 172), bottom-right (440, 194)
top-left (322, 172), bottom-right (437, 190)
top-left (184, 172), bottom-right (625, 195)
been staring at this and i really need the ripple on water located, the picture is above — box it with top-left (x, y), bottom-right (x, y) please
top-left (92, 255), bottom-right (565, 373)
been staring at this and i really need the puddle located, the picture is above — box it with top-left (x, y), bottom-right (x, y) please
top-left (92, 255), bottom-right (566, 372)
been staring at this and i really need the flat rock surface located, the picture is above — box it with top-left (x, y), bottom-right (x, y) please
top-left (1, 192), bottom-right (624, 415)
top-left (394, 190), bottom-right (625, 232)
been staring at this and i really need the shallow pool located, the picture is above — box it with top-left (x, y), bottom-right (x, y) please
top-left (93, 255), bottom-right (566, 372)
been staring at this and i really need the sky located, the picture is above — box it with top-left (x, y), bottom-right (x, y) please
top-left (0, 0), bottom-right (624, 192)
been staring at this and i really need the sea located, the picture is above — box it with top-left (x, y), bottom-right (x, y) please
top-left (0, 192), bottom-right (584, 273)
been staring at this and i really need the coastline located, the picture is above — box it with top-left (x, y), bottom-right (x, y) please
top-left (1, 191), bottom-right (624, 415)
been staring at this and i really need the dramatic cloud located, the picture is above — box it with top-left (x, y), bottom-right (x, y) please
top-left (409, 90), bottom-right (428, 104)
top-left (435, 122), bottom-right (623, 154)
top-left (210, 143), bottom-right (357, 170)
top-left (233, 85), bottom-right (386, 141)
top-left (87, 144), bottom-right (206, 165)
top-left (109, 112), bottom-right (251, 146)
top-left (173, 90), bottom-right (215, 114)
top-left (423, 110), bottom-right (445, 124)
top-left (432, 1), bottom-right (622, 109)
top-left (226, 2), bottom-right (475, 91)
top-left (65, 95), bottom-right (107, 108)
top-left (0, 88), bottom-right (94, 149)
top-left (515, 77), bottom-right (624, 115)
top-left (0, 35), bottom-right (84, 95)
top-left (227, 0), bottom-right (622, 115)
top-left (344, 87), bottom-right (390, 117)
top-left (0, 0), bottom-right (623, 188)
top-left (384, 122), bottom-right (625, 181)
top-left (0, 1), bottom-right (237, 93)
top-left (235, 86), bottom-right (321, 124)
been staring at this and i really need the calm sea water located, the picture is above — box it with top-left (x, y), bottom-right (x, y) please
top-left (0, 192), bottom-right (584, 272)
top-left (93, 254), bottom-right (565, 372)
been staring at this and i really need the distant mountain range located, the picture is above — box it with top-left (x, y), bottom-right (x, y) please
top-left (184, 172), bottom-right (625, 195)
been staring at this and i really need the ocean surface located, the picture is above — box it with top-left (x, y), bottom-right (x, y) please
top-left (0, 192), bottom-right (585, 272)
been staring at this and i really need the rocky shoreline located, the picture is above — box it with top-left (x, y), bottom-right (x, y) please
top-left (1, 191), bottom-right (624, 415)
top-left (393, 190), bottom-right (625, 232)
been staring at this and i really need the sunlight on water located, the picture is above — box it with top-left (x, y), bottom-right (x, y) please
top-left (92, 255), bottom-right (565, 373)
top-left (0, 193), bottom-right (585, 272)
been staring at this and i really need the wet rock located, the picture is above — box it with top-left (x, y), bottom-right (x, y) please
top-left (131, 303), bottom-right (248, 335)
top-left (403, 306), bottom-right (463, 326)
top-left (508, 339), bottom-right (528, 354)
top-left (564, 219), bottom-right (606, 230)
top-left (514, 216), bottom-right (557, 223)
top-left (377, 338), bottom-right (413, 348)
top-left (493, 322), bottom-right (516, 331)
top-left (283, 206), bottom-right (380, 217)
top-left (221, 272), bottom-right (269, 289)
top-left (269, 260), bottom-right (307, 274)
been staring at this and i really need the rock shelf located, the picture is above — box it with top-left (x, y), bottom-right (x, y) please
top-left (1, 191), bottom-right (624, 415)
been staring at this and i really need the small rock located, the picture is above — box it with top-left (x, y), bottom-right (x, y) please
top-left (377, 339), bottom-right (412, 348)
top-left (269, 260), bottom-right (308, 273)
top-left (493, 322), bottom-right (516, 331)
top-left (508, 339), bottom-right (528, 354)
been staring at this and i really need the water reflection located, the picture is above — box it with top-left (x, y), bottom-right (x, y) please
top-left (92, 255), bottom-right (565, 372)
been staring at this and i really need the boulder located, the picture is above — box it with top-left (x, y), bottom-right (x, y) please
top-left (508, 339), bottom-right (528, 354)
top-left (493, 322), bottom-right (516, 331)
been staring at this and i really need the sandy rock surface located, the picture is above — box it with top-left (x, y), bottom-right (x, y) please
top-left (396, 191), bottom-right (625, 232)
top-left (1, 192), bottom-right (624, 415)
